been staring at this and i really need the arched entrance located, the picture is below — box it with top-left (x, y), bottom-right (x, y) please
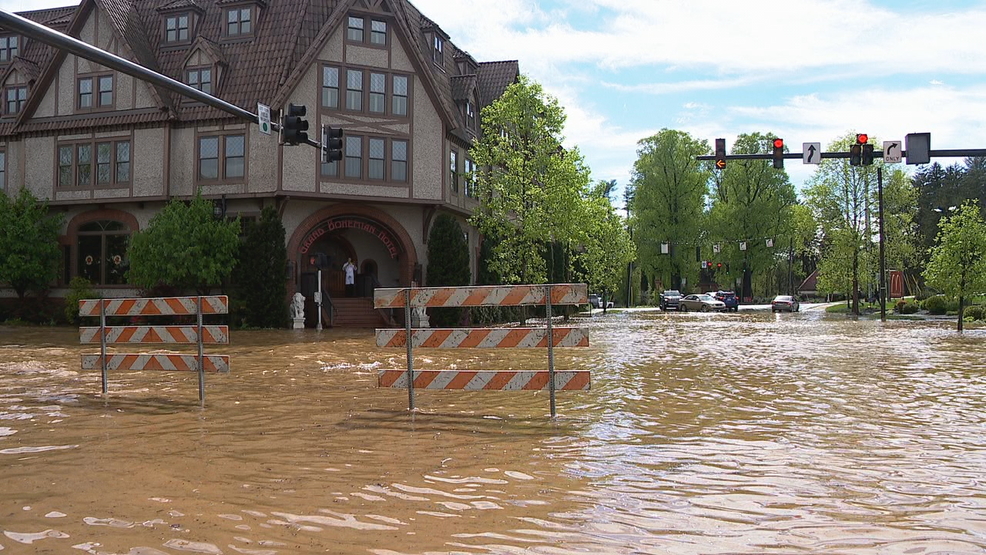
top-left (286, 206), bottom-right (418, 324)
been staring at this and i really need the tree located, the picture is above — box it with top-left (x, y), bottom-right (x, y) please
top-left (233, 206), bottom-right (289, 328)
top-left (707, 132), bottom-right (797, 300)
top-left (470, 74), bottom-right (591, 285)
top-left (923, 201), bottom-right (986, 331)
top-left (426, 213), bottom-right (471, 326)
top-left (573, 180), bottom-right (635, 301)
top-left (0, 187), bottom-right (63, 301)
top-left (127, 193), bottom-right (240, 294)
top-left (628, 129), bottom-right (709, 292)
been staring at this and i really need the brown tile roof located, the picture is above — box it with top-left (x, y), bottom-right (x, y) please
top-left (4, 0), bottom-right (517, 137)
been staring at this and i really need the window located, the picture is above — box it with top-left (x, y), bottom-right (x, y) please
top-left (57, 139), bottom-right (131, 188)
top-left (464, 158), bottom-right (477, 197)
top-left (392, 75), bottom-right (408, 116)
top-left (466, 100), bottom-right (475, 129)
top-left (165, 14), bottom-right (189, 43)
top-left (322, 66), bottom-right (339, 108)
top-left (78, 74), bottom-right (113, 110)
top-left (186, 67), bottom-right (212, 94)
top-left (370, 20), bottom-right (387, 45)
top-left (344, 135), bottom-right (362, 178)
top-left (449, 149), bottom-right (459, 193)
top-left (347, 16), bottom-right (364, 41)
top-left (0, 150), bottom-right (5, 191)
top-left (226, 7), bottom-right (252, 36)
top-left (368, 138), bottom-right (385, 180)
top-left (0, 36), bottom-right (17, 62)
top-left (369, 72), bottom-right (386, 114)
top-left (78, 220), bottom-right (130, 286)
top-left (4, 86), bottom-right (26, 116)
top-left (392, 140), bottom-right (407, 182)
top-left (346, 69), bottom-right (363, 111)
top-left (198, 134), bottom-right (246, 181)
top-left (433, 35), bottom-right (443, 64)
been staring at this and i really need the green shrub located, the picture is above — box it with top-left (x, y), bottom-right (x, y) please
top-left (63, 277), bottom-right (96, 324)
top-left (914, 288), bottom-right (935, 302)
top-left (923, 295), bottom-right (949, 315)
top-left (964, 305), bottom-right (985, 321)
top-left (900, 301), bottom-right (920, 314)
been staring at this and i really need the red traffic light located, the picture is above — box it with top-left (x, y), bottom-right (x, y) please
top-left (772, 138), bottom-right (784, 149)
top-left (856, 133), bottom-right (868, 144)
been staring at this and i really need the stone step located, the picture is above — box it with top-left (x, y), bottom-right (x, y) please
top-left (324, 297), bottom-right (390, 328)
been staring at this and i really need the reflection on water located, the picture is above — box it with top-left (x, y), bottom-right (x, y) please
top-left (2, 311), bottom-right (986, 554)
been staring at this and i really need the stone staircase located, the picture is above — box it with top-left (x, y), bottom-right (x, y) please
top-left (325, 297), bottom-right (393, 328)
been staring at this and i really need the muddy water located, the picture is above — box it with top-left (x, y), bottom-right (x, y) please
top-left (1, 310), bottom-right (986, 554)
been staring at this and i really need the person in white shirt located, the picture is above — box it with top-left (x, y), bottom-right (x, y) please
top-left (343, 258), bottom-right (356, 297)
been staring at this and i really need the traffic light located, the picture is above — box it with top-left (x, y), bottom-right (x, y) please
top-left (281, 103), bottom-right (309, 145)
top-left (321, 125), bottom-right (344, 163)
top-left (772, 138), bottom-right (784, 169)
top-left (714, 138), bottom-right (726, 169)
top-left (861, 141), bottom-right (874, 165)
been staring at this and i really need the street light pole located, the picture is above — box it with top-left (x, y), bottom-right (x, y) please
top-left (878, 167), bottom-right (887, 322)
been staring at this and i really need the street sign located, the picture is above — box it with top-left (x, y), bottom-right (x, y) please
top-left (883, 140), bottom-right (902, 163)
top-left (257, 103), bottom-right (271, 135)
top-left (906, 132), bottom-right (930, 164)
top-left (803, 142), bottom-right (821, 164)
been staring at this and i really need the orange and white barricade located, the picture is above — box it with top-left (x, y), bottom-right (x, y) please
top-left (79, 295), bottom-right (229, 404)
top-left (374, 283), bottom-right (590, 417)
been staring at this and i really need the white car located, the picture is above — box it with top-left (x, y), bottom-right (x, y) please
top-left (678, 294), bottom-right (726, 312)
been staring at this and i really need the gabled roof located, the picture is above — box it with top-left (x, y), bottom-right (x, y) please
top-left (3, 0), bottom-right (518, 136)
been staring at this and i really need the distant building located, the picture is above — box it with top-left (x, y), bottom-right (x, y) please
top-left (0, 0), bottom-right (518, 324)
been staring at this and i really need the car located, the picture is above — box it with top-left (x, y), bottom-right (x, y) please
top-left (588, 294), bottom-right (601, 309)
top-left (771, 295), bottom-right (800, 312)
top-left (679, 294), bottom-right (726, 312)
top-left (659, 290), bottom-right (682, 311)
top-left (714, 290), bottom-right (739, 312)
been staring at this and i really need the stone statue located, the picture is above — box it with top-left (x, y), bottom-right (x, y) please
top-left (291, 292), bottom-right (306, 320)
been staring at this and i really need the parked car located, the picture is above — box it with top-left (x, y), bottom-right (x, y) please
top-left (714, 290), bottom-right (739, 311)
top-left (679, 294), bottom-right (727, 312)
top-left (659, 290), bottom-right (682, 311)
top-left (588, 294), bottom-right (601, 309)
top-left (771, 295), bottom-right (800, 312)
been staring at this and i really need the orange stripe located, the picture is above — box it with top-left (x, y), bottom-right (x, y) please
top-left (500, 329), bottom-right (528, 348)
top-left (483, 372), bottom-right (516, 390)
top-left (462, 289), bottom-right (490, 306)
top-left (457, 329), bottom-right (491, 348)
top-left (420, 329), bottom-right (452, 348)
top-left (446, 371), bottom-right (477, 389)
top-left (378, 370), bottom-right (404, 387)
top-left (413, 370), bottom-right (440, 388)
top-left (501, 286), bottom-right (533, 306)
top-left (523, 372), bottom-right (550, 390)
top-left (386, 331), bottom-right (407, 348)
top-left (560, 372), bottom-right (591, 390)
top-left (427, 288), bottom-right (456, 307)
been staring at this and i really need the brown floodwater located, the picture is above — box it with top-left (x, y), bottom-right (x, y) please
top-left (1, 309), bottom-right (986, 554)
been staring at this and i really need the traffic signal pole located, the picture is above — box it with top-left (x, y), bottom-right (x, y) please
top-left (0, 9), bottom-right (325, 150)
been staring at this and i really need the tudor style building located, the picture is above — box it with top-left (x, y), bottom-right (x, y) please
top-left (0, 0), bottom-right (518, 326)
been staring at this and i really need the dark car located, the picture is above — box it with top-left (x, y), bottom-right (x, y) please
top-left (660, 290), bottom-right (682, 311)
top-left (714, 290), bottom-right (739, 311)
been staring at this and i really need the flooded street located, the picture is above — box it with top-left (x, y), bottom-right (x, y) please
top-left (2, 310), bottom-right (986, 554)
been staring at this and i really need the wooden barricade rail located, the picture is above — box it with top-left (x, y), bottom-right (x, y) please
top-left (79, 295), bottom-right (229, 404)
top-left (374, 283), bottom-right (590, 417)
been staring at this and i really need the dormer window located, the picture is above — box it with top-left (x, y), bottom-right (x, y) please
top-left (433, 35), bottom-right (444, 65)
top-left (0, 35), bottom-right (18, 62)
top-left (164, 14), bottom-right (190, 43)
top-left (347, 16), bottom-right (363, 41)
top-left (466, 100), bottom-right (475, 129)
top-left (346, 16), bottom-right (388, 47)
top-left (3, 85), bottom-right (26, 116)
top-left (186, 66), bottom-right (212, 95)
top-left (225, 7), bottom-right (253, 37)
top-left (78, 74), bottom-right (114, 111)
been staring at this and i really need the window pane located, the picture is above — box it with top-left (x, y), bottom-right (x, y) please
top-left (200, 136), bottom-right (218, 158)
top-left (392, 140), bottom-right (407, 182)
top-left (323, 66), bottom-right (339, 87)
top-left (225, 135), bottom-right (244, 157)
top-left (370, 73), bottom-right (386, 93)
top-left (199, 137), bottom-right (219, 179)
top-left (58, 146), bottom-right (73, 187)
top-left (225, 135), bottom-right (245, 178)
top-left (116, 141), bottom-right (131, 182)
top-left (0, 151), bottom-right (5, 191)
top-left (105, 233), bottom-right (129, 285)
top-left (369, 138), bottom-right (384, 180)
top-left (98, 76), bottom-right (112, 106)
top-left (322, 67), bottom-right (339, 108)
top-left (348, 16), bottom-right (364, 41)
top-left (77, 145), bottom-right (91, 186)
top-left (346, 70), bottom-right (363, 111)
top-left (345, 136), bottom-right (361, 178)
top-left (78, 78), bottom-right (92, 108)
top-left (393, 75), bottom-right (408, 96)
top-left (97, 142), bottom-right (111, 184)
top-left (371, 20), bottom-right (386, 45)
top-left (226, 157), bottom-right (244, 178)
top-left (78, 235), bottom-right (102, 284)
top-left (240, 9), bottom-right (251, 33)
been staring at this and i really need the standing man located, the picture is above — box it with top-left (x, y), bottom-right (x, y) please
top-left (343, 258), bottom-right (356, 297)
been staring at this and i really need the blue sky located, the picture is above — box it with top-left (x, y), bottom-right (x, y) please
top-left (5, 0), bottom-right (986, 204)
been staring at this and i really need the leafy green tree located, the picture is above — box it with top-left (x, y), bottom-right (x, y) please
top-left (0, 187), bottom-right (63, 300)
top-left (574, 180), bottom-right (635, 301)
top-left (707, 132), bottom-right (797, 299)
top-left (470, 75), bottom-right (591, 285)
top-left (233, 206), bottom-right (289, 328)
top-left (628, 129), bottom-right (710, 292)
top-left (923, 201), bottom-right (986, 331)
top-left (127, 193), bottom-right (240, 294)
top-left (426, 213), bottom-right (471, 326)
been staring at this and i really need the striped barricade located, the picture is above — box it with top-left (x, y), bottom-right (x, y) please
top-left (374, 283), bottom-right (589, 417)
top-left (79, 296), bottom-right (229, 404)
